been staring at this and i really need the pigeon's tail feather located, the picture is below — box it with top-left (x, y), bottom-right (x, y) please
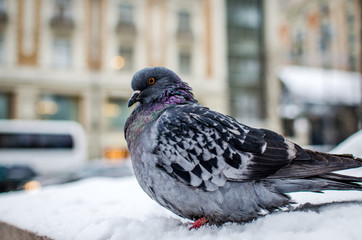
top-left (306, 150), bottom-right (362, 172)
top-left (274, 173), bottom-right (362, 193)
top-left (318, 172), bottom-right (362, 183)
top-left (311, 173), bottom-right (362, 191)
top-left (271, 150), bottom-right (362, 179)
top-left (270, 150), bottom-right (362, 193)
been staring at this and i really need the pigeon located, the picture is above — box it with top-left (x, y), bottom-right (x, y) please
top-left (124, 67), bottom-right (362, 229)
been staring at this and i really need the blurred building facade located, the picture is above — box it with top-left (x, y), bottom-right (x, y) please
top-left (277, 0), bottom-right (361, 148)
top-left (226, 0), bottom-right (282, 132)
top-left (0, 0), bottom-right (360, 161)
top-left (0, 0), bottom-right (228, 159)
top-left (278, 0), bottom-right (361, 71)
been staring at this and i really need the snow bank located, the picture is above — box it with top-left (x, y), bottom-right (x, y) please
top-left (330, 130), bottom-right (362, 158)
top-left (1, 176), bottom-right (362, 240)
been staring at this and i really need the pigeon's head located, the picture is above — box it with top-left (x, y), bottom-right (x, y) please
top-left (128, 67), bottom-right (196, 107)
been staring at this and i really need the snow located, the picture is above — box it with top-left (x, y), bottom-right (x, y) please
top-left (1, 133), bottom-right (362, 240)
top-left (279, 65), bottom-right (361, 106)
top-left (330, 130), bottom-right (362, 158)
top-left (1, 174), bottom-right (362, 240)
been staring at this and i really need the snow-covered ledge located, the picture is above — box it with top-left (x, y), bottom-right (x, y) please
top-left (1, 176), bottom-right (362, 239)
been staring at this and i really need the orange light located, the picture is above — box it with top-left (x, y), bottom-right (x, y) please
top-left (24, 180), bottom-right (41, 192)
top-left (103, 103), bottom-right (121, 118)
top-left (104, 148), bottom-right (129, 161)
top-left (110, 56), bottom-right (125, 70)
top-left (36, 100), bottom-right (58, 115)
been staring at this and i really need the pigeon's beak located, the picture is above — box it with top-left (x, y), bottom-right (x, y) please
top-left (128, 90), bottom-right (141, 107)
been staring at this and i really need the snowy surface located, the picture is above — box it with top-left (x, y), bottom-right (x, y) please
top-left (1, 133), bottom-right (362, 240)
top-left (330, 130), bottom-right (362, 158)
top-left (1, 175), bottom-right (362, 240)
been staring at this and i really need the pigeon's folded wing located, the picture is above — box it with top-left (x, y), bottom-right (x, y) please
top-left (154, 104), bottom-right (311, 191)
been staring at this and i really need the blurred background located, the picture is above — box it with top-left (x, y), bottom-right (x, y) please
top-left (0, 0), bottom-right (361, 190)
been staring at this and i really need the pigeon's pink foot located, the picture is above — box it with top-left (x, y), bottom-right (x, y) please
top-left (189, 217), bottom-right (208, 230)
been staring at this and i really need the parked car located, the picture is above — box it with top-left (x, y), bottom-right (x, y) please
top-left (0, 165), bottom-right (36, 192)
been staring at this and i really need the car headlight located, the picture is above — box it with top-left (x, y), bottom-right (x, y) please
top-left (24, 180), bottom-right (41, 192)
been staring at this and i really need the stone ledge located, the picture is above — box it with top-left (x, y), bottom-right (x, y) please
top-left (0, 221), bottom-right (52, 240)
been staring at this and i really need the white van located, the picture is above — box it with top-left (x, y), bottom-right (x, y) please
top-left (0, 120), bottom-right (87, 175)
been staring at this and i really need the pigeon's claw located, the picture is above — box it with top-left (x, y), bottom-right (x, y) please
top-left (189, 217), bottom-right (208, 230)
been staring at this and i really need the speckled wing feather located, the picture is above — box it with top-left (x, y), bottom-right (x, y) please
top-left (154, 104), bottom-right (310, 191)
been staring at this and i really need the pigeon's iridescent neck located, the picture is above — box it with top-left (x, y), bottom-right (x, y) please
top-left (158, 83), bottom-right (196, 105)
top-left (125, 80), bottom-right (196, 148)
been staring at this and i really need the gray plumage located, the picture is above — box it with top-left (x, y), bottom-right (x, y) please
top-left (124, 67), bottom-right (362, 225)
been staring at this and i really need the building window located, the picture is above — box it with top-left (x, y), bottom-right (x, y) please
top-left (291, 31), bottom-right (305, 63)
top-left (319, 5), bottom-right (332, 58)
top-left (228, 36), bottom-right (260, 57)
top-left (232, 91), bottom-right (262, 121)
top-left (319, 23), bottom-right (332, 54)
top-left (50, 0), bottom-right (74, 31)
top-left (179, 50), bottom-right (192, 75)
top-left (0, 33), bottom-right (4, 65)
top-left (0, 92), bottom-right (10, 119)
top-left (0, 0), bottom-right (5, 12)
top-left (104, 98), bottom-right (130, 130)
top-left (53, 37), bottom-right (72, 69)
top-left (37, 95), bottom-right (78, 121)
top-left (228, 0), bottom-right (261, 29)
top-left (227, 0), bottom-right (265, 121)
top-left (118, 45), bottom-right (134, 71)
top-left (229, 58), bottom-right (260, 85)
top-left (347, 8), bottom-right (357, 71)
top-left (118, 3), bottom-right (133, 24)
top-left (54, 0), bottom-right (71, 18)
top-left (178, 10), bottom-right (191, 31)
top-left (116, 3), bottom-right (136, 35)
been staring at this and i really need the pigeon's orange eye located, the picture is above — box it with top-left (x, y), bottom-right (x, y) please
top-left (148, 77), bottom-right (155, 85)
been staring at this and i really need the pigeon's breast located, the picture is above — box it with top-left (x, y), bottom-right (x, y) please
top-left (129, 118), bottom-right (288, 223)
top-left (125, 106), bottom-right (165, 150)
